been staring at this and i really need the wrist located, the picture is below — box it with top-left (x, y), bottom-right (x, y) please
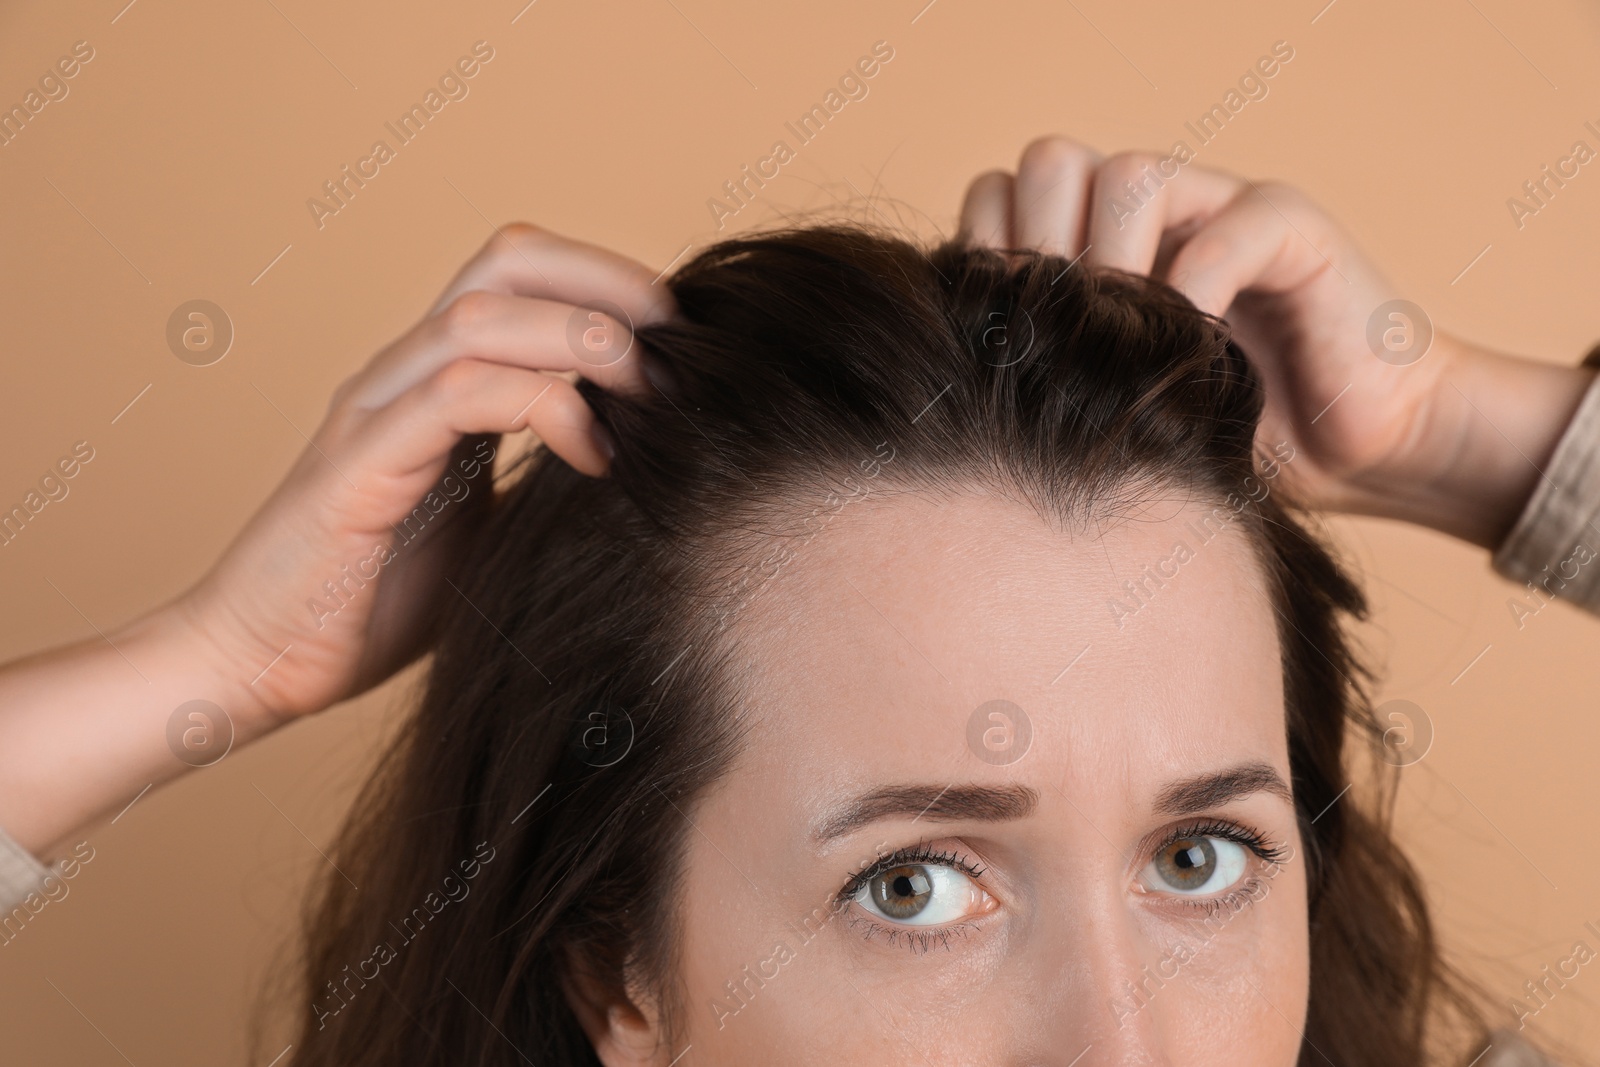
top-left (0, 597), bottom-right (287, 857)
top-left (138, 593), bottom-right (286, 746)
top-left (1344, 335), bottom-right (1597, 548)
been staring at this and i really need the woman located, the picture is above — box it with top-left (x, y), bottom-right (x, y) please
top-left (0, 138), bottom-right (1594, 1065)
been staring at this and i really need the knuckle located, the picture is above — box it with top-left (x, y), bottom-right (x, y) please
top-left (1247, 181), bottom-right (1332, 244)
top-left (321, 380), bottom-right (371, 443)
top-left (1252, 179), bottom-right (1306, 211)
top-left (489, 221), bottom-right (543, 249)
top-left (438, 290), bottom-right (499, 340)
top-left (1178, 230), bottom-right (1235, 272)
top-left (325, 374), bottom-right (357, 414)
top-left (426, 359), bottom-right (483, 405)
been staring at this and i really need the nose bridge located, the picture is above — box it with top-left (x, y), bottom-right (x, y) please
top-left (1027, 880), bottom-right (1175, 1067)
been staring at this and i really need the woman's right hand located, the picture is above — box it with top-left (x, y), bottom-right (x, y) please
top-left (174, 223), bottom-right (674, 732)
top-left (0, 224), bottom-right (675, 857)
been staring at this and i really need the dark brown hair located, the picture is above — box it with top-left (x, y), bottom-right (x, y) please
top-left (282, 224), bottom-right (1501, 1065)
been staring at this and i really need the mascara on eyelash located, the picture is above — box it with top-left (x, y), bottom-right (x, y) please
top-left (1151, 819), bottom-right (1291, 867)
top-left (837, 842), bottom-right (987, 902)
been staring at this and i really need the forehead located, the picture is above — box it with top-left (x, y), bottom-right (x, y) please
top-left (719, 485), bottom-right (1288, 815)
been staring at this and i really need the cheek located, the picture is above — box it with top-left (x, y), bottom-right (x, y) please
top-left (678, 919), bottom-right (1012, 1066)
top-left (670, 838), bottom-right (864, 1060)
top-left (1140, 863), bottom-right (1310, 1066)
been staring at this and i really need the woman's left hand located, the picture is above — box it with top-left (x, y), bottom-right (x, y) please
top-left (957, 136), bottom-right (1595, 548)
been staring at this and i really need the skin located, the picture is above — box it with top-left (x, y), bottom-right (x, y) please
top-left (959, 136), bottom-right (1595, 548)
top-left (0, 224), bottom-right (675, 859)
top-left (0, 133), bottom-right (1590, 1058)
top-left (594, 489), bottom-right (1309, 1066)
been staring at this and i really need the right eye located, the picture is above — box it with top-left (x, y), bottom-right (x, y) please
top-left (851, 862), bottom-right (992, 927)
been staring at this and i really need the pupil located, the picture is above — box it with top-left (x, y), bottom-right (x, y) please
top-left (1158, 837), bottom-right (1216, 890)
top-left (871, 864), bottom-right (934, 919)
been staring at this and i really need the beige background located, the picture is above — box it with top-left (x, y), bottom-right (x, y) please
top-left (2, 0), bottom-right (1599, 1060)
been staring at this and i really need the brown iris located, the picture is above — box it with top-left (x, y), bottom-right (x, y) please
top-left (869, 864), bottom-right (935, 919)
top-left (1153, 836), bottom-right (1216, 891)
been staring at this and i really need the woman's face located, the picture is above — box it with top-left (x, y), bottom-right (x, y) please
top-left (608, 487), bottom-right (1309, 1066)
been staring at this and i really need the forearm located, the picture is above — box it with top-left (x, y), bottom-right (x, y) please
top-left (0, 601), bottom-right (276, 859)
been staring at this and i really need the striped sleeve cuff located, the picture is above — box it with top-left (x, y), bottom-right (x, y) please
top-left (1482, 1028), bottom-right (1562, 1066)
top-left (0, 824), bottom-right (49, 914)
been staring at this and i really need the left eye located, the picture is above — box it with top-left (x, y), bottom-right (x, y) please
top-left (1139, 835), bottom-right (1249, 896)
top-left (852, 863), bottom-right (988, 926)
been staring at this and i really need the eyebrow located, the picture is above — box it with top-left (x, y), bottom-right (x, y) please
top-left (814, 783), bottom-right (1040, 843)
top-left (1152, 762), bottom-right (1294, 817)
top-left (813, 762), bottom-right (1293, 844)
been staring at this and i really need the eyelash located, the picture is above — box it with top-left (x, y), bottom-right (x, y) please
top-left (837, 842), bottom-right (987, 905)
top-left (1150, 818), bottom-right (1290, 868)
top-left (1143, 818), bottom-right (1291, 918)
top-left (842, 913), bottom-right (982, 954)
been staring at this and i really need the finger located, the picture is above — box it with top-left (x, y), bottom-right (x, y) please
top-left (1163, 184), bottom-right (1342, 317)
top-left (958, 171), bottom-right (1016, 250)
top-left (427, 222), bottom-right (677, 330)
top-left (1012, 136), bottom-right (1101, 256)
top-left (1085, 153), bottom-right (1243, 275)
top-left (341, 360), bottom-right (612, 488)
top-left (349, 290), bottom-right (645, 409)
